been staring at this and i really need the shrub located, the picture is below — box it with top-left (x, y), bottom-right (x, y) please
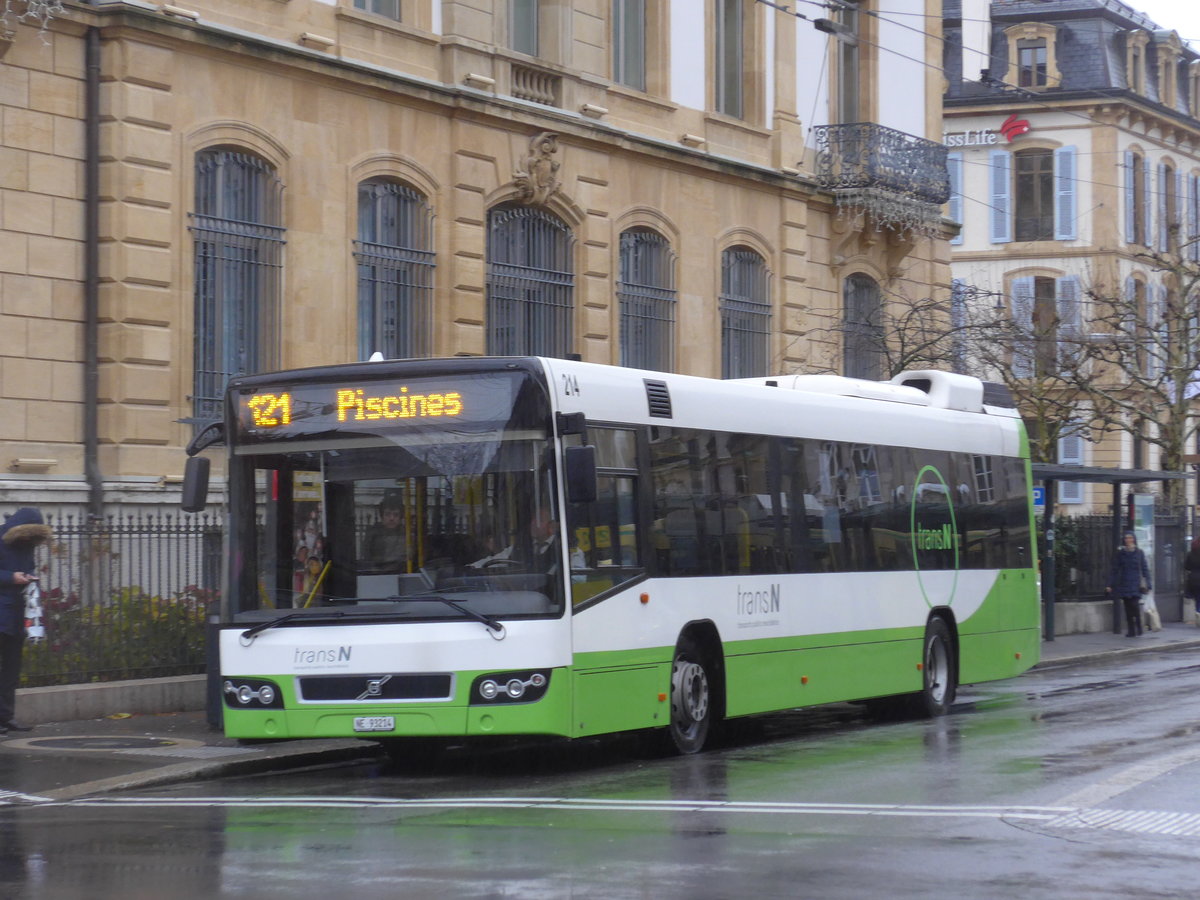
top-left (22, 585), bottom-right (219, 687)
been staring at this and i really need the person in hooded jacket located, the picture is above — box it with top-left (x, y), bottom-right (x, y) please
top-left (0, 508), bottom-right (51, 733)
top-left (1105, 530), bottom-right (1152, 638)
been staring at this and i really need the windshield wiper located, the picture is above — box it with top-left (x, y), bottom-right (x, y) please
top-left (239, 610), bottom-right (347, 642)
top-left (239, 598), bottom-right (505, 642)
top-left (391, 595), bottom-right (505, 636)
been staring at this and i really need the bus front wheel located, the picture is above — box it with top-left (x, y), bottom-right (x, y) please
top-left (667, 637), bottom-right (713, 754)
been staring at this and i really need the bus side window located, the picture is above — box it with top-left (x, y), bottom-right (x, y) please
top-left (565, 427), bottom-right (641, 604)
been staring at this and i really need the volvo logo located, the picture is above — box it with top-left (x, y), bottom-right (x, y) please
top-left (356, 674), bottom-right (392, 701)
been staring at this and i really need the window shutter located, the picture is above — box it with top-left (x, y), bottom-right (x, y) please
top-left (1058, 478), bottom-right (1085, 504)
top-left (990, 150), bottom-right (1012, 244)
top-left (1054, 146), bottom-right (1077, 240)
top-left (1058, 428), bottom-right (1085, 504)
top-left (1150, 284), bottom-right (1167, 378)
top-left (1157, 163), bottom-right (1169, 252)
top-left (1144, 155), bottom-right (1153, 246)
top-left (1177, 168), bottom-right (1185, 233)
top-left (1011, 276), bottom-right (1035, 377)
top-left (951, 278), bottom-right (967, 327)
top-left (1190, 174), bottom-right (1200, 262)
top-left (1123, 276), bottom-right (1139, 345)
top-left (951, 277), bottom-right (967, 370)
top-left (948, 152), bottom-right (964, 245)
top-left (1056, 275), bottom-right (1081, 368)
top-left (1125, 150), bottom-right (1136, 243)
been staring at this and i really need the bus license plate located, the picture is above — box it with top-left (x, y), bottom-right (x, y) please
top-left (353, 716), bottom-right (395, 733)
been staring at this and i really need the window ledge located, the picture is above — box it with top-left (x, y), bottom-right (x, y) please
top-left (335, 7), bottom-right (438, 45)
top-left (605, 83), bottom-right (677, 114)
top-left (703, 112), bottom-right (772, 139)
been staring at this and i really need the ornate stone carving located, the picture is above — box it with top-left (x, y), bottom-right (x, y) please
top-left (513, 132), bottom-right (561, 206)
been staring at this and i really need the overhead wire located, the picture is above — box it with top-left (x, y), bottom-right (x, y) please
top-left (752, 0), bottom-right (1200, 279)
top-left (757, 0), bottom-right (1200, 135)
top-left (756, 0), bottom-right (1200, 213)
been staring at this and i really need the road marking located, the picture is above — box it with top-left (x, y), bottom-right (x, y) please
top-left (1055, 744), bottom-right (1200, 807)
top-left (27, 795), bottom-right (1072, 820)
top-left (0, 794), bottom-right (1192, 838)
top-left (1045, 808), bottom-right (1200, 838)
top-left (0, 789), bottom-right (53, 804)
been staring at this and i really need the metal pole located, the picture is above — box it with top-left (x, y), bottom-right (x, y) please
top-left (1112, 482), bottom-right (1123, 634)
top-left (1043, 478), bottom-right (1056, 641)
top-left (84, 20), bottom-right (103, 520)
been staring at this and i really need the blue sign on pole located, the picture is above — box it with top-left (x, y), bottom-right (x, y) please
top-left (1032, 486), bottom-right (1045, 509)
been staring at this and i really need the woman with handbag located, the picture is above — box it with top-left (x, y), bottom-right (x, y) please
top-left (1105, 531), bottom-right (1152, 638)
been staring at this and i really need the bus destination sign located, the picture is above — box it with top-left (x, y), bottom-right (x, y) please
top-left (246, 386), bottom-right (464, 429)
top-left (233, 372), bottom-right (521, 443)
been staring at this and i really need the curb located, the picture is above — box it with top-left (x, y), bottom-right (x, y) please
top-left (35, 739), bottom-right (379, 802)
top-left (18, 675), bottom-right (206, 727)
top-left (1033, 637), bottom-right (1200, 670)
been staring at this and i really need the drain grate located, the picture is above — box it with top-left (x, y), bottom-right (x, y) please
top-left (10, 735), bottom-right (210, 754)
top-left (22, 736), bottom-right (181, 751)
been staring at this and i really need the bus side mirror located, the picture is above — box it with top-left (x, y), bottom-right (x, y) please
top-left (564, 445), bottom-right (597, 504)
top-left (181, 456), bottom-right (211, 513)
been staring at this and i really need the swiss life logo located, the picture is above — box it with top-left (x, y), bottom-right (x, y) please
top-left (1000, 113), bottom-right (1032, 142)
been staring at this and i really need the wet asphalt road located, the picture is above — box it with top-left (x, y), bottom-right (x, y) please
top-left (3, 651), bottom-right (1200, 899)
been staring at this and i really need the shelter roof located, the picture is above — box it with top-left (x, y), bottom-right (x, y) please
top-left (1031, 464), bottom-right (1190, 484)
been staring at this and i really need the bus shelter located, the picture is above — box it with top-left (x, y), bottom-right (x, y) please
top-left (1031, 464), bottom-right (1191, 640)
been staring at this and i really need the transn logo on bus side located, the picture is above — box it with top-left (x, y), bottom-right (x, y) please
top-left (736, 584), bottom-right (781, 616)
top-left (915, 524), bottom-right (960, 551)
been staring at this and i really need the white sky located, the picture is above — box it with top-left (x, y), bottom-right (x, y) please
top-left (1124, 0), bottom-right (1200, 51)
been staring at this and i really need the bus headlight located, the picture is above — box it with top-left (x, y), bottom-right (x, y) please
top-left (223, 677), bottom-right (284, 709)
top-left (470, 670), bottom-right (551, 704)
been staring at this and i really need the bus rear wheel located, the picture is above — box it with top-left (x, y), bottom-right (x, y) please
top-left (916, 617), bottom-right (956, 717)
top-left (667, 637), bottom-right (714, 754)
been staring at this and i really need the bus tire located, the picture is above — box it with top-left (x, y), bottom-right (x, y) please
top-left (916, 617), bottom-right (957, 717)
top-left (667, 636), bottom-right (714, 754)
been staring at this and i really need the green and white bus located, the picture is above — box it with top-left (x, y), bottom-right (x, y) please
top-left (184, 357), bottom-right (1040, 754)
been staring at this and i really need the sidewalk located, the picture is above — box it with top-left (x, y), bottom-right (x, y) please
top-left (2, 623), bottom-right (1198, 803)
top-left (1036, 619), bottom-right (1200, 667)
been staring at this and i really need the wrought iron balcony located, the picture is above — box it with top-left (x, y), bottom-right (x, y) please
top-left (812, 123), bottom-right (950, 207)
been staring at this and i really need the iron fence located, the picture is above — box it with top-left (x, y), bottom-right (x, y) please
top-left (1046, 510), bottom-right (1187, 622)
top-left (22, 513), bottom-right (223, 687)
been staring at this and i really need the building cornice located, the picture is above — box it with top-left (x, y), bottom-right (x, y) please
top-left (71, 1), bottom-right (825, 200)
top-left (945, 92), bottom-right (1200, 143)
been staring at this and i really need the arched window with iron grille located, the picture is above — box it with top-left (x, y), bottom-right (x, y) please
top-left (719, 247), bottom-right (771, 378)
top-left (355, 180), bottom-right (435, 360)
top-left (486, 206), bottom-right (575, 357)
top-left (190, 148), bottom-right (284, 424)
top-left (618, 229), bottom-right (676, 371)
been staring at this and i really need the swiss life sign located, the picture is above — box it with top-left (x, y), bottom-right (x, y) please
top-left (944, 114), bottom-right (1031, 147)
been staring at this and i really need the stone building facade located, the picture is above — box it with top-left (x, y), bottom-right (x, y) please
top-left (944, 0), bottom-right (1200, 512)
top-left (1, 0), bottom-right (953, 514)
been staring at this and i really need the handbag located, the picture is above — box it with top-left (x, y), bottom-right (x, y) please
top-left (1142, 597), bottom-right (1163, 632)
top-left (23, 581), bottom-right (44, 643)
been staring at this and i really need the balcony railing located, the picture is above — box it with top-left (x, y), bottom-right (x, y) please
top-left (812, 123), bottom-right (950, 207)
top-left (511, 63), bottom-right (561, 106)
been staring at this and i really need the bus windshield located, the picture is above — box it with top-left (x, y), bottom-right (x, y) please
top-left (225, 366), bottom-right (563, 624)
